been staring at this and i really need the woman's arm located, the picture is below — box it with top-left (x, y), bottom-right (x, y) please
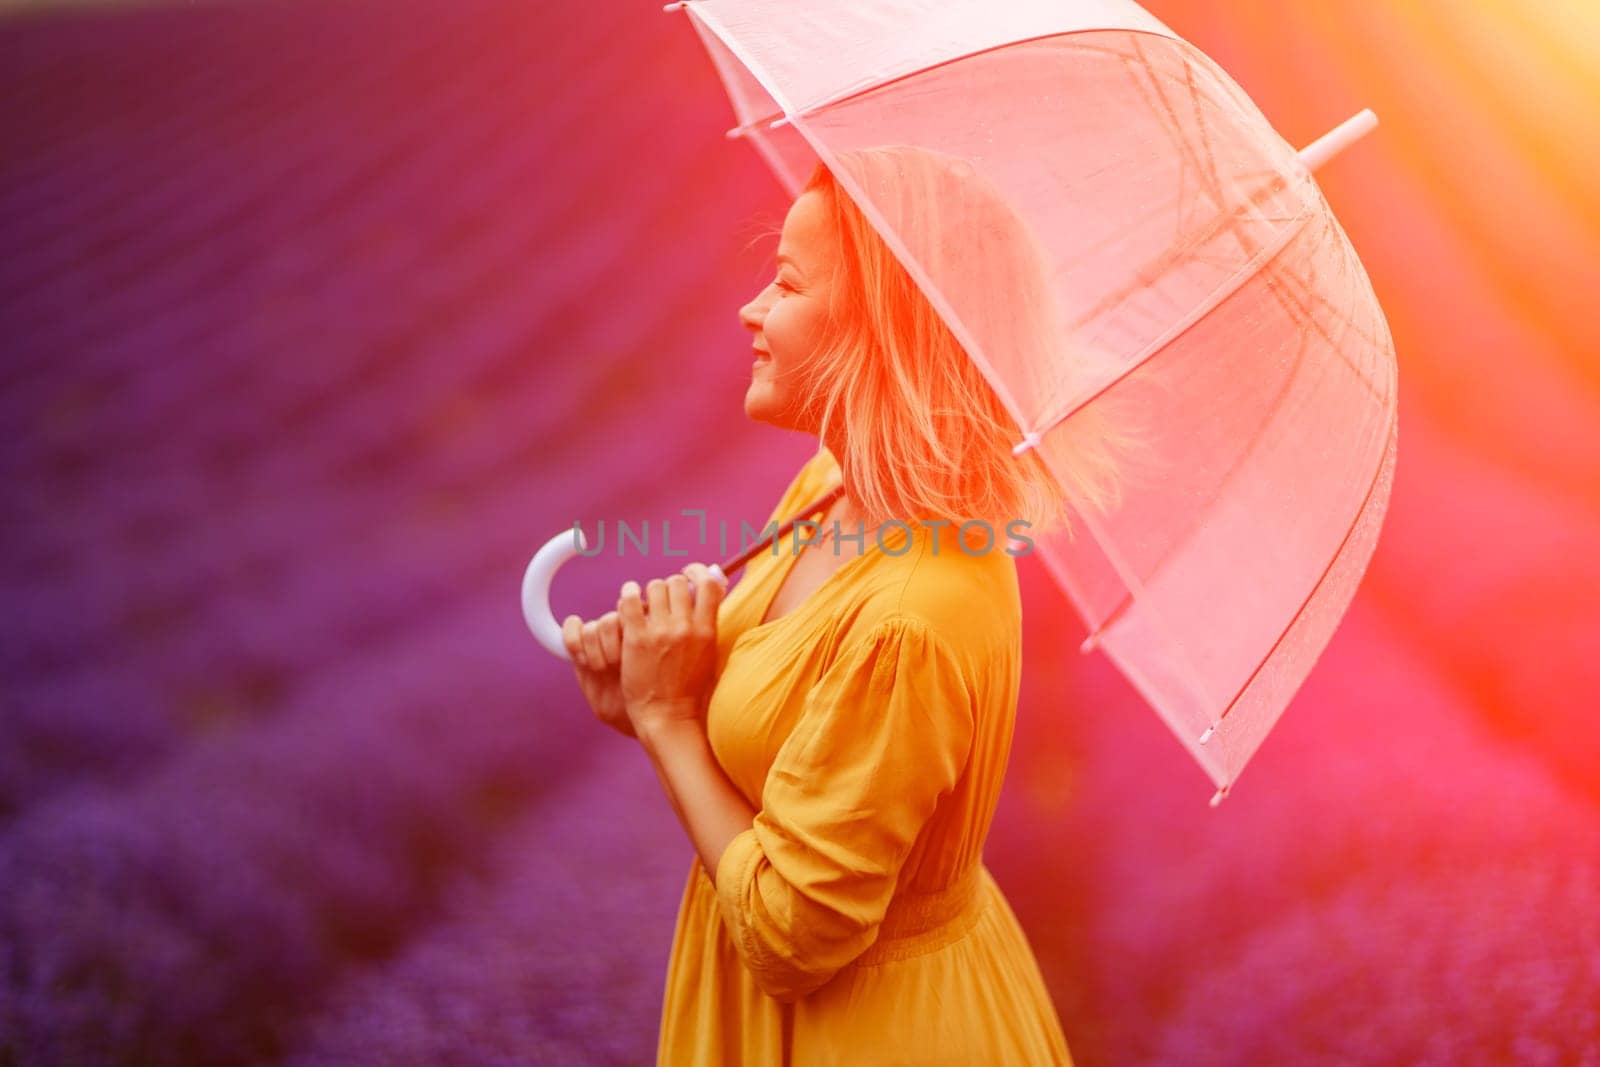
top-left (616, 563), bottom-right (753, 887)
top-left (709, 616), bottom-right (975, 1002)
top-left (638, 717), bottom-right (757, 888)
top-left (607, 563), bottom-right (973, 1002)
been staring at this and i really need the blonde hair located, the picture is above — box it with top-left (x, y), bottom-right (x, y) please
top-left (776, 145), bottom-right (1145, 541)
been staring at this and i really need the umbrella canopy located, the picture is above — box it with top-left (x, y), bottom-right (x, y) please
top-left (664, 0), bottom-right (1398, 804)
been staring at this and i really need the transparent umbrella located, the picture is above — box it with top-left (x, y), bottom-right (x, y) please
top-left (524, 0), bottom-right (1398, 806)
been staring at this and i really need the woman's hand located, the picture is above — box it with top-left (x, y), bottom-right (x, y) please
top-left (618, 562), bottom-right (727, 738)
top-left (561, 610), bottom-right (634, 738)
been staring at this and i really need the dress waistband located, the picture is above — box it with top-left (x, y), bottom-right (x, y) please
top-left (852, 864), bottom-right (987, 967)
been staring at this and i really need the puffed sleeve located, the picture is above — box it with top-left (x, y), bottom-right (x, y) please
top-left (713, 616), bottom-right (976, 1002)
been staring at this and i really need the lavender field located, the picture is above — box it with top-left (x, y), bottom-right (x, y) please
top-left (3, 1), bottom-right (1599, 1064)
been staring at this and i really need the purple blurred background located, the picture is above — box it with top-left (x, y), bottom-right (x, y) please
top-left (2, 0), bottom-right (1598, 1063)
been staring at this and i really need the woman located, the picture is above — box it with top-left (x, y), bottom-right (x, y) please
top-left (563, 147), bottom-right (1130, 1065)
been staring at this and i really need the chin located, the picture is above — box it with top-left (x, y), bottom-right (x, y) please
top-left (746, 381), bottom-right (814, 434)
top-left (744, 385), bottom-right (784, 427)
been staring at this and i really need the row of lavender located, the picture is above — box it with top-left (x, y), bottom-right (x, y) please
top-left (1, 0), bottom-right (783, 1061)
top-left (0, 0), bottom-right (660, 821)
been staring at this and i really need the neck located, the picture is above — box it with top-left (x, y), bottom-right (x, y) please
top-left (818, 432), bottom-right (863, 523)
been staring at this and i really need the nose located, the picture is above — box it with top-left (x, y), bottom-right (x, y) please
top-left (739, 288), bottom-right (769, 334)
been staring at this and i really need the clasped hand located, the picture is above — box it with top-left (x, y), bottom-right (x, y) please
top-left (561, 562), bottom-right (727, 740)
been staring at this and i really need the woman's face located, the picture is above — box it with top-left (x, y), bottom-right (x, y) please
top-left (739, 189), bottom-right (838, 431)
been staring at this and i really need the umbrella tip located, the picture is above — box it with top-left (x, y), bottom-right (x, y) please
top-left (1198, 723), bottom-right (1216, 744)
top-left (662, 1), bottom-right (687, 11)
top-left (1209, 783), bottom-right (1231, 807)
top-left (1298, 108), bottom-right (1379, 173)
top-left (1012, 431), bottom-right (1042, 457)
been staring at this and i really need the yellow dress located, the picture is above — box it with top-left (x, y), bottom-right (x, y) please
top-left (657, 445), bottom-right (1074, 1066)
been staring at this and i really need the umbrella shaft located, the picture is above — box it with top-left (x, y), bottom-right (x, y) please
top-left (716, 482), bottom-right (846, 576)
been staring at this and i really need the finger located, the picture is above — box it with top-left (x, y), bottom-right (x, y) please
top-left (618, 581), bottom-right (645, 632)
top-left (684, 563), bottom-right (727, 630)
top-left (645, 578), bottom-right (669, 619)
top-left (665, 574), bottom-right (692, 620)
top-left (561, 614), bottom-right (587, 668)
top-left (598, 610), bottom-right (622, 666)
top-left (580, 619), bottom-right (605, 671)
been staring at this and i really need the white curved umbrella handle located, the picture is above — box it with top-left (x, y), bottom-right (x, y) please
top-left (522, 525), bottom-right (726, 661)
top-left (523, 526), bottom-right (591, 661)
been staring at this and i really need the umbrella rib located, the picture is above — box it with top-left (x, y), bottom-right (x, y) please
top-left (1081, 234), bottom-right (1388, 680)
top-left (1081, 261), bottom-right (1327, 659)
top-left (722, 27), bottom-right (1185, 137)
top-left (1120, 49), bottom-right (1217, 218)
top-left (1321, 240), bottom-right (1392, 362)
top-left (1175, 55), bottom-right (1219, 249)
top-left (1178, 43), bottom-right (1283, 267)
top-left (1128, 37), bottom-right (1236, 243)
top-left (1038, 198), bottom-right (1313, 438)
top-left (1064, 178), bottom-right (1296, 336)
top-left (1057, 169), bottom-right (1289, 286)
top-left (1058, 46), bottom-right (1304, 345)
top-left (1254, 219), bottom-right (1390, 405)
top-left (1202, 405), bottom-right (1398, 744)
